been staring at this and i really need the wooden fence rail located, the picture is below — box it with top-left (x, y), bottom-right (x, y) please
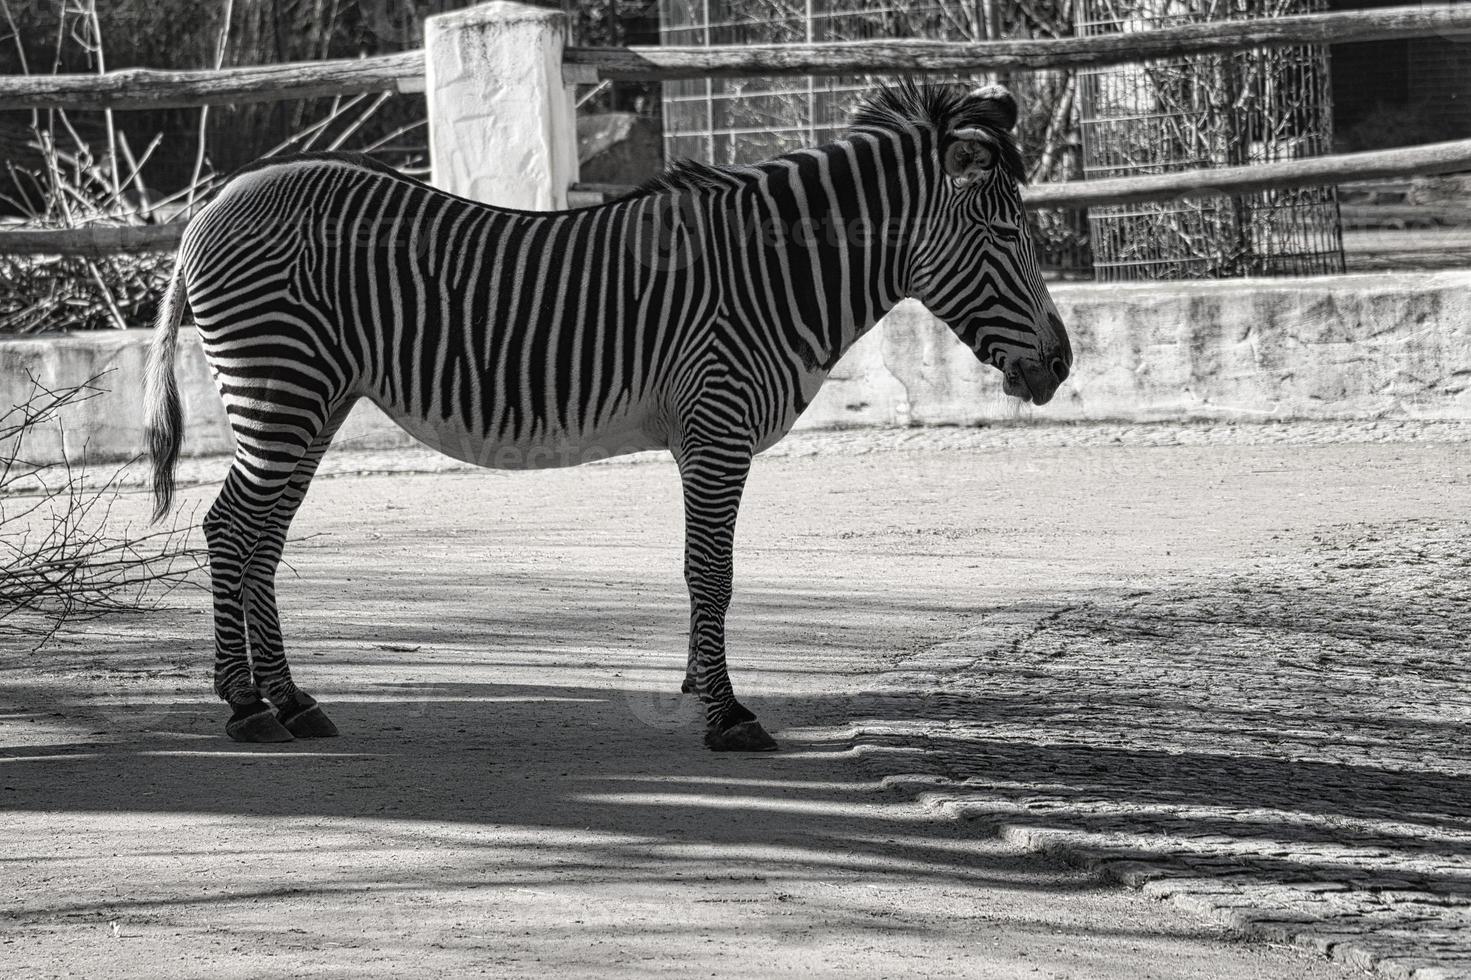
top-left (1, 6), bottom-right (1466, 108)
top-left (1, 3), bottom-right (1466, 259)
top-left (0, 223), bottom-right (183, 258)
top-left (5, 139), bottom-right (1468, 258)
top-left (1027, 139), bottom-right (1471, 209)
top-left (568, 5), bottom-right (1470, 81)
top-left (0, 51), bottom-right (424, 112)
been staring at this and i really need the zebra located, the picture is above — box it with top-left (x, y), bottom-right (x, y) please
top-left (146, 80), bottom-right (1072, 752)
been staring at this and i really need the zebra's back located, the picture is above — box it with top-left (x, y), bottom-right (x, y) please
top-left (180, 154), bottom-right (728, 469)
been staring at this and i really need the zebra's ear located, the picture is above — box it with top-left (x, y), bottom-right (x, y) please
top-left (943, 129), bottom-right (998, 185)
top-left (966, 84), bottom-right (1019, 132)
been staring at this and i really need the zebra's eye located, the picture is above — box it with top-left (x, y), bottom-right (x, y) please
top-left (943, 136), bottom-right (998, 186)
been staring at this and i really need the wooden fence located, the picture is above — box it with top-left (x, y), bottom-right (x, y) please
top-left (564, 6), bottom-right (1471, 81)
top-left (9, 138), bottom-right (1470, 259)
top-left (0, 51), bottom-right (424, 112)
top-left (1, 3), bottom-right (1468, 258)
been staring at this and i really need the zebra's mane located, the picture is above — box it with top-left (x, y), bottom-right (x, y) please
top-left (626, 157), bottom-right (756, 197)
top-left (224, 150), bottom-right (411, 185)
top-left (624, 79), bottom-right (1025, 202)
top-left (851, 79), bottom-right (1026, 184)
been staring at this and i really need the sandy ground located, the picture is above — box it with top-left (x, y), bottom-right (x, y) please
top-left (5, 421), bottom-right (1465, 978)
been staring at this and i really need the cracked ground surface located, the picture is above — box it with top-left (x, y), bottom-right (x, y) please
top-left (1, 420), bottom-right (1466, 978)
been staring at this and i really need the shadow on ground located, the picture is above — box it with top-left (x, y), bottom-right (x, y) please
top-left (2, 492), bottom-right (1467, 974)
top-left (2, 546), bottom-right (1466, 902)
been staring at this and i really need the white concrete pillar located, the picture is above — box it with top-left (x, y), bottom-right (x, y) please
top-left (424, 1), bottom-right (579, 210)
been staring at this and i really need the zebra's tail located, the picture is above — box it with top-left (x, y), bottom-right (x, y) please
top-left (145, 261), bottom-right (187, 523)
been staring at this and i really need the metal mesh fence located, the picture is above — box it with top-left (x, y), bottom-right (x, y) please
top-left (1077, 0), bottom-right (1346, 280)
top-left (657, 0), bottom-right (1092, 274)
top-left (661, 2), bottom-right (989, 164)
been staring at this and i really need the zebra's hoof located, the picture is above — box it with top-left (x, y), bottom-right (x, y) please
top-left (278, 702), bottom-right (339, 739)
top-left (225, 705), bottom-right (295, 743)
top-left (704, 720), bottom-right (778, 752)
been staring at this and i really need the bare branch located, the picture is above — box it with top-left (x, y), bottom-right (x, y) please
top-left (1, 377), bottom-right (207, 650)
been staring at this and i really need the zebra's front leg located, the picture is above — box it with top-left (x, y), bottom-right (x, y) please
top-left (677, 445), bottom-right (778, 752)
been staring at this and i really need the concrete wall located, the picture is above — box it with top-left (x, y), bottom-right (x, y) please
top-left (820, 271), bottom-right (1471, 426)
top-left (2, 271), bottom-right (1467, 464)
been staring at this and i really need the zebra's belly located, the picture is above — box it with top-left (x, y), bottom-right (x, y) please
top-left (373, 400), bottom-right (668, 471)
top-left (750, 366), bottom-right (828, 455)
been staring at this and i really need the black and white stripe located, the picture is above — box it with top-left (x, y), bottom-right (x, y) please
top-left (147, 80), bottom-right (1072, 750)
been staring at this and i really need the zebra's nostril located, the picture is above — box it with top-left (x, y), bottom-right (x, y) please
top-left (1049, 357), bottom-right (1069, 383)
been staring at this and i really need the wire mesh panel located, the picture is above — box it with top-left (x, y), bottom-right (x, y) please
top-left (661, 2), bottom-right (982, 164)
top-left (1077, 0), bottom-right (1345, 280)
top-left (658, 1), bottom-right (1092, 275)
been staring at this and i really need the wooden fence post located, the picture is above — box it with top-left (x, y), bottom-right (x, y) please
top-left (424, 1), bottom-right (579, 210)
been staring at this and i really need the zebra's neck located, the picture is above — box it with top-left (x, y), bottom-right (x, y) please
top-left (719, 127), bottom-right (930, 371)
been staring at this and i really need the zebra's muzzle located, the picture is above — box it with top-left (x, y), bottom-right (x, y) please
top-left (1000, 356), bottom-right (1061, 406)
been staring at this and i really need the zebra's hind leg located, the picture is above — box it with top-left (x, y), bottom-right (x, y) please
top-left (206, 399), bottom-right (347, 743)
top-left (682, 629), bottom-right (698, 694)
top-left (240, 398), bottom-right (358, 739)
top-left (207, 463), bottom-right (299, 744)
top-left (676, 441), bottom-right (778, 753)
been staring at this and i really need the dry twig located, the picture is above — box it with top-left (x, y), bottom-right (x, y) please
top-left (0, 374), bottom-right (206, 649)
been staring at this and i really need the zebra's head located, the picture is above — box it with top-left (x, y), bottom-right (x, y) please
top-left (899, 84), bottom-right (1073, 406)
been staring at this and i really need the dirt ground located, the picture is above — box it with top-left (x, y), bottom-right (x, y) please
top-left (3, 421), bottom-right (1467, 979)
